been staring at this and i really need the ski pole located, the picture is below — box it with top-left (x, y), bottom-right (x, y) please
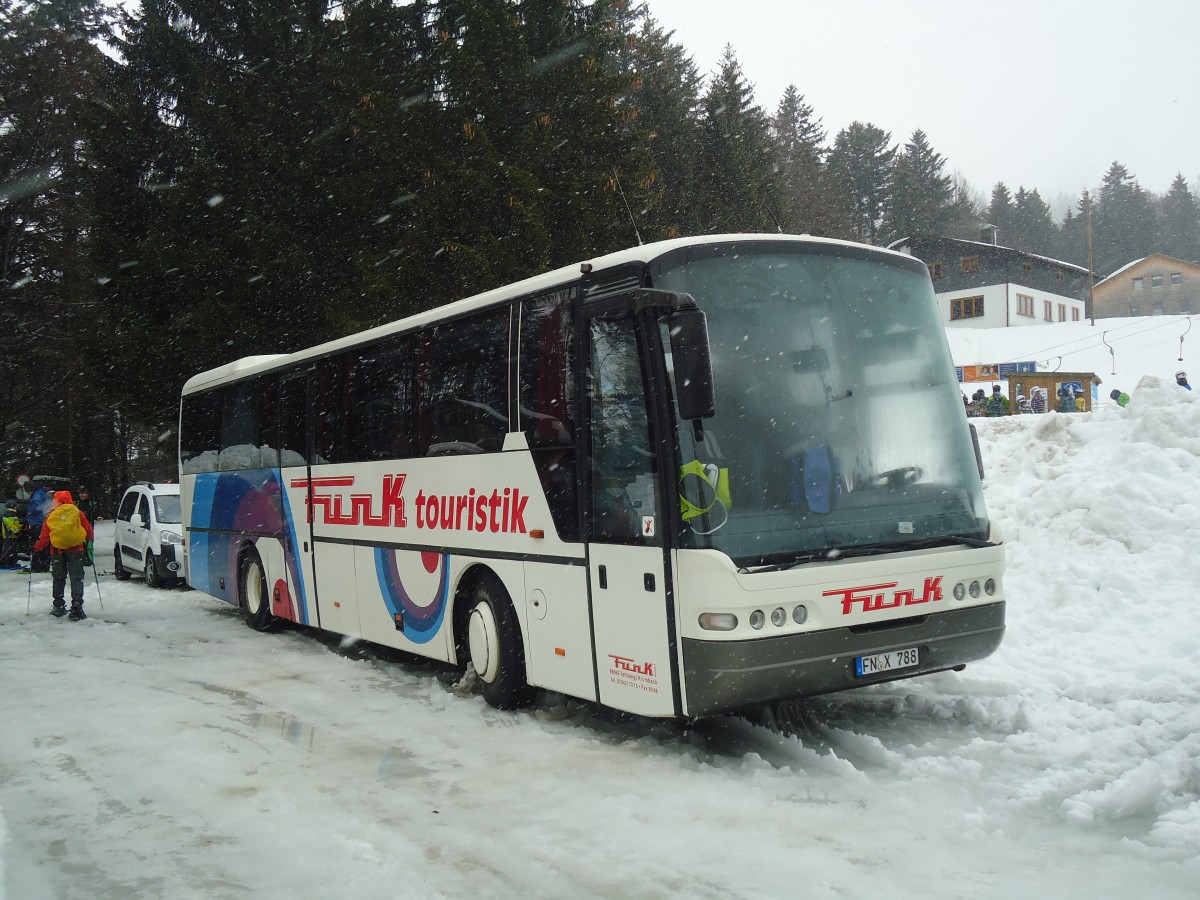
top-left (90, 557), bottom-right (104, 609)
top-left (27, 562), bottom-right (32, 614)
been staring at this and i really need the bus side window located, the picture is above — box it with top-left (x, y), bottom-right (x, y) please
top-left (347, 337), bottom-right (411, 462)
top-left (181, 390), bottom-right (222, 474)
top-left (413, 309), bottom-right (509, 457)
top-left (278, 376), bottom-right (309, 467)
top-left (220, 380), bottom-right (263, 471)
top-left (519, 291), bottom-right (579, 541)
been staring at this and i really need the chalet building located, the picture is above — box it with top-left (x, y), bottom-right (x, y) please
top-left (890, 234), bottom-right (1091, 329)
top-left (1092, 254), bottom-right (1200, 318)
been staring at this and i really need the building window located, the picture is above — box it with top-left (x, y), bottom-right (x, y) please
top-left (929, 262), bottom-right (943, 279)
top-left (1130, 303), bottom-right (1141, 315)
top-left (1153, 302), bottom-right (1165, 315)
top-left (1072, 308), bottom-right (1080, 321)
top-left (1181, 298), bottom-right (1192, 313)
top-left (1016, 294), bottom-right (1034, 317)
top-left (1152, 274), bottom-right (1163, 288)
top-left (950, 296), bottom-right (984, 320)
top-left (960, 256), bottom-right (980, 273)
top-left (1058, 303), bottom-right (1066, 322)
top-left (1044, 299), bottom-right (1053, 321)
top-left (1172, 272), bottom-right (1182, 285)
top-left (1133, 277), bottom-right (1144, 290)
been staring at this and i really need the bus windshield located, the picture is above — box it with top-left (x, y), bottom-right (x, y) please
top-left (651, 242), bottom-right (988, 568)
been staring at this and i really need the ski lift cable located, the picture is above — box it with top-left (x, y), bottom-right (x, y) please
top-left (994, 316), bottom-right (1190, 366)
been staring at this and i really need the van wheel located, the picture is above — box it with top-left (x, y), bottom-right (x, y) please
top-left (145, 551), bottom-right (162, 588)
top-left (114, 547), bottom-right (132, 581)
top-left (465, 576), bottom-right (530, 710)
top-left (240, 548), bottom-right (277, 632)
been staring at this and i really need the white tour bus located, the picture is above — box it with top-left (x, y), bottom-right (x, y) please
top-left (179, 233), bottom-right (1004, 719)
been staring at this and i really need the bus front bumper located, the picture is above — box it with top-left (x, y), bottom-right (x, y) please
top-left (680, 602), bottom-right (1005, 718)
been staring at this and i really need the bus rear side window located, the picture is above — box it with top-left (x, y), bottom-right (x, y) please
top-left (181, 391), bottom-right (221, 474)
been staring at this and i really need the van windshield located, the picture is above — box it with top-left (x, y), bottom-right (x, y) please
top-left (154, 495), bottom-right (182, 524)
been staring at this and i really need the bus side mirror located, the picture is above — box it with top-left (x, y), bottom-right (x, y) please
top-left (668, 307), bottom-right (715, 420)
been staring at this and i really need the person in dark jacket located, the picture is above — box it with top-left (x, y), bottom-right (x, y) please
top-left (984, 385), bottom-right (1010, 417)
top-left (75, 486), bottom-right (99, 563)
top-left (34, 490), bottom-right (94, 620)
top-left (1176, 371), bottom-right (1192, 390)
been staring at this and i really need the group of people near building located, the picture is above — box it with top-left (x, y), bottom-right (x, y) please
top-left (968, 369), bottom-right (1191, 417)
top-left (965, 385), bottom-right (1049, 417)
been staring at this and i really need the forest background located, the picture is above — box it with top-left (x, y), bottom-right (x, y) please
top-left (4, 0), bottom-right (1199, 512)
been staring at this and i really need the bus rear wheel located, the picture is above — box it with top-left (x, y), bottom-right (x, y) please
top-left (240, 548), bottom-right (277, 632)
top-left (466, 578), bottom-right (530, 710)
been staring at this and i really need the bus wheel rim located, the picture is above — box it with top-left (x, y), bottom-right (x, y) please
top-left (467, 603), bottom-right (499, 683)
top-left (246, 560), bottom-right (263, 614)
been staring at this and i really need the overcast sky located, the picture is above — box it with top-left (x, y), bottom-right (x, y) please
top-left (642, 0), bottom-right (1200, 207)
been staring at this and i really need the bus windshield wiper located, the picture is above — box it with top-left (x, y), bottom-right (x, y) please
top-left (743, 535), bottom-right (996, 573)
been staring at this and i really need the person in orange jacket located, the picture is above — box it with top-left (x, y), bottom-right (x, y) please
top-left (34, 490), bottom-right (95, 620)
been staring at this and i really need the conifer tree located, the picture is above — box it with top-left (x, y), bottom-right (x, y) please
top-left (1008, 187), bottom-right (1058, 256)
top-left (985, 182), bottom-right (1015, 245)
top-left (618, 11), bottom-right (704, 240)
top-left (1094, 161), bottom-right (1157, 276)
top-left (693, 46), bottom-right (777, 234)
top-left (1158, 173), bottom-right (1200, 263)
top-left (880, 129), bottom-right (954, 243)
top-left (771, 85), bottom-right (844, 238)
top-left (827, 121), bottom-right (894, 244)
top-left (0, 0), bottom-right (114, 477)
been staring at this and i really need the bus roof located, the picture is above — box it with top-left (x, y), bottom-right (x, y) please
top-left (182, 232), bottom-right (909, 394)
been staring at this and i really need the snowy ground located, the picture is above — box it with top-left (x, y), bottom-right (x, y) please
top-left (2, 318), bottom-right (1198, 899)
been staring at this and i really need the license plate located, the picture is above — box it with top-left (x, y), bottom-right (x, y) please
top-left (855, 647), bottom-right (920, 677)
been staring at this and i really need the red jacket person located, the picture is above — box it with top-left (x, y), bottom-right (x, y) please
top-left (34, 490), bottom-right (95, 620)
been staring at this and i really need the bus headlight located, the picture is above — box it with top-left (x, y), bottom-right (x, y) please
top-left (770, 607), bottom-right (787, 627)
top-left (698, 612), bottom-right (738, 632)
top-left (984, 578), bottom-right (997, 596)
top-left (748, 610), bottom-right (765, 630)
top-left (792, 605), bottom-right (808, 624)
top-left (969, 580), bottom-right (982, 598)
top-left (953, 582), bottom-right (966, 601)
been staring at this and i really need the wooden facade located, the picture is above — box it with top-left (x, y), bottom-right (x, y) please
top-left (1092, 254), bottom-right (1200, 318)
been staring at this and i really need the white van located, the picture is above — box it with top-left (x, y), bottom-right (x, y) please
top-left (114, 481), bottom-right (185, 587)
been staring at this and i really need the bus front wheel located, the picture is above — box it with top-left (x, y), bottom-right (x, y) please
top-left (240, 548), bottom-right (277, 632)
top-left (466, 579), bottom-right (530, 710)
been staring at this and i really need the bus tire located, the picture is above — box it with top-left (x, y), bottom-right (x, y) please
top-left (239, 547), bottom-right (277, 632)
top-left (114, 547), bottom-right (131, 581)
top-left (466, 577), bottom-right (530, 710)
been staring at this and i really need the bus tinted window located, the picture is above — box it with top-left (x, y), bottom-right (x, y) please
top-left (181, 390), bottom-right (221, 474)
top-left (220, 379), bottom-right (270, 470)
top-left (278, 375), bottom-right (309, 467)
top-left (347, 337), bottom-right (411, 462)
top-left (520, 291), bottom-right (579, 540)
top-left (414, 309), bottom-right (510, 457)
top-left (314, 357), bottom-right (347, 465)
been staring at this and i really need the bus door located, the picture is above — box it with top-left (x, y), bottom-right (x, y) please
top-left (278, 370), bottom-right (320, 628)
top-left (584, 311), bottom-right (678, 717)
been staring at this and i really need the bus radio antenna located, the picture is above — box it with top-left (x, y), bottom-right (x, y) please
top-left (612, 169), bottom-right (643, 246)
